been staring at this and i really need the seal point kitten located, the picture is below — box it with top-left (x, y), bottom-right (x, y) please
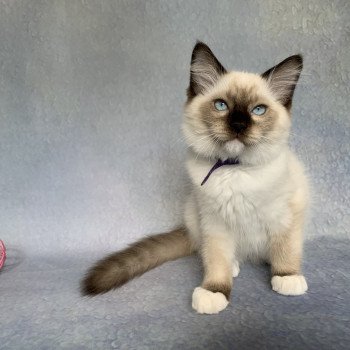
top-left (81, 42), bottom-right (309, 314)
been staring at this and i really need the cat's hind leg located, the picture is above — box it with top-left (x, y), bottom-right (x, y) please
top-left (232, 259), bottom-right (240, 278)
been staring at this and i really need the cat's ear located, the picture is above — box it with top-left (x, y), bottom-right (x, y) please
top-left (261, 55), bottom-right (303, 109)
top-left (187, 41), bottom-right (227, 99)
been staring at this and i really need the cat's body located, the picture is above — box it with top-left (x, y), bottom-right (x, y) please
top-left (185, 148), bottom-right (308, 263)
top-left (82, 42), bottom-right (309, 314)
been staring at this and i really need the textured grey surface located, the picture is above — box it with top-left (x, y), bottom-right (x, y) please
top-left (0, 0), bottom-right (349, 349)
top-left (1, 237), bottom-right (350, 349)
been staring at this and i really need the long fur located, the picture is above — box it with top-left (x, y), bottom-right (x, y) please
top-left (81, 228), bottom-right (193, 295)
top-left (82, 42), bottom-right (309, 314)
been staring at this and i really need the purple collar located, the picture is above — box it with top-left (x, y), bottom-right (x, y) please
top-left (201, 158), bottom-right (239, 186)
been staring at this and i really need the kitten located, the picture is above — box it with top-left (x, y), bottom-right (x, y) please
top-left (81, 42), bottom-right (309, 314)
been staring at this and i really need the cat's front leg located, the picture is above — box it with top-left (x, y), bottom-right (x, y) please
top-left (269, 210), bottom-right (308, 296)
top-left (192, 219), bottom-right (234, 314)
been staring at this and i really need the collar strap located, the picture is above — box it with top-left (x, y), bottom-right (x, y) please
top-left (201, 158), bottom-right (239, 186)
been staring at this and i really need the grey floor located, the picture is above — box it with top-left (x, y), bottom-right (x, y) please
top-left (1, 1), bottom-right (349, 349)
top-left (1, 237), bottom-right (349, 349)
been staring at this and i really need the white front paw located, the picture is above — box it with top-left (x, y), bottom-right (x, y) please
top-left (232, 260), bottom-right (240, 278)
top-left (192, 287), bottom-right (229, 314)
top-left (271, 275), bottom-right (308, 296)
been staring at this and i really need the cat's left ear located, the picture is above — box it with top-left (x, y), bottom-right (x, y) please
top-left (187, 41), bottom-right (227, 99)
top-left (261, 55), bottom-right (303, 109)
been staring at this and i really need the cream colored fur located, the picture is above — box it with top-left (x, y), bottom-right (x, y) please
top-left (192, 287), bottom-right (229, 314)
top-left (183, 69), bottom-right (309, 314)
top-left (81, 44), bottom-right (308, 315)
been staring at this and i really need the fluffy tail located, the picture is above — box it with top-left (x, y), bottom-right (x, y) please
top-left (81, 228), bottom-right (194, 295)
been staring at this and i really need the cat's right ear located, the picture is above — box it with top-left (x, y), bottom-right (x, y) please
top-left (187, 41), bottom-right (227, 99)
top-left (261, 55), bottom-right (303, 109)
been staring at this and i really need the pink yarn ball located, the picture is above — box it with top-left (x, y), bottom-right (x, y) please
top-left (0, 240), bottom-right (6, 269)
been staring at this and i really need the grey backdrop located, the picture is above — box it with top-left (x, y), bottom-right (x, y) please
top-left (1, 0), bottom-right (349, 256)
top-left (1, 1), bottom-right (350, 349)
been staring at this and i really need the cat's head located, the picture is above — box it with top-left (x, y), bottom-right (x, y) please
top-left (183, 42), bottom-right (303, 165)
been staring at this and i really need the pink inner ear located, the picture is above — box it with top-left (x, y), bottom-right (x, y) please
top-left (0, 240), bottom-right (6, 269)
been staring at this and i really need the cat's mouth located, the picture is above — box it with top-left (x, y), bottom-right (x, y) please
top-left (221, 132), bottom-right (260, 148)
top-left (208, 129), bottom-right (256, 155)
top-left (213, 131), bottom-right (249, 146)
top-left (224, 139), bottom-right (245, 155)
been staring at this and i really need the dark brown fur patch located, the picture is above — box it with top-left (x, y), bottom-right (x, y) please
top-left (202, 282), bottom-right (232, 300)
top-left (198, 86), bottom-right (278, 144)
top-left (273, 272), bottom-right (297, 277)
top-left (187, 41), bottom-right (227, 100)
top-left (81, 228), bottom-right (194, 295)
top-left (261, 54), bottom-right (303, 109)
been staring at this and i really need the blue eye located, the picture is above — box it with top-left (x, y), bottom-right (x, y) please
top-left (214, 100), bottom-right (228, 111)
top-left (252, 105), bottom-right (267, 116)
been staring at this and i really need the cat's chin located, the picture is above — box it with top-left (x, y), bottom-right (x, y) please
top-left (224, 139), bottom-right (245, 157)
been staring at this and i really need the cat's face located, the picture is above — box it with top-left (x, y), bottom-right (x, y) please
top-left (183, 42), bottom-right (303, 164)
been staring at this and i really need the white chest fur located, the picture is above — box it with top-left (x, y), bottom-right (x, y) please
top-left (186, 152), bottom-right (293, 260)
